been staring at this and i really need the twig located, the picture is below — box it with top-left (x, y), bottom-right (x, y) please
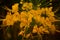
top-left (2, 6), bottom-right (12, 12)
top-left (54, 5), bottom-right (60, 13)
top-left (56, 30), bottom-right (60, 33)
top-left (0, 19), bottom-right (4, 21)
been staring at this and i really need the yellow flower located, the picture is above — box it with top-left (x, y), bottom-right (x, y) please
top-left (49, 7), bottom-right (53, 12)
top-left (45, 7), bottom-right (49, 12)
top-left (12, 12), bottom-right (20, 22)
top-left (45, 8), bottom-right (54, 17)
top-left (3, 2), bottom-right (56, 35)
top-left (5, 12), bottom-right (12, 19)
top-left (20, 1), bottom-right (23, 4)
top-left (20, 11), bottom-right (27, 18)
top-left (12, 3), bottom-right (19, 12)
top-left (47, 12), bottom-right (54, 17)
top-left (22, 2), bottom-right (28, 10)
top-left (43, 29), bottom-right (49, 34)
top-left (49, 16), bottom-right (55, 22)
top-left (40, 17), bottom-right (45, 24)
top-left (22, 2), bottom-right (33, 10)
top-left (27, 12), bottom-right (33, 24)
top-left (41, 8), bottom-right (45, 13)
top-left (20, 22), bottom-right (25, 28)
top-left (32, 29), bottom-right (37, 33)
top-left (28, 2), bottom-right (33, 9)
top-left (20, 11), bottom-right (28, 23)
top-left (36, 9), bottom-right (42, 15)
top-left (18, 31), bottom-right (24, 36)
top-left (26, 33), bottom-right (31, 38)
top-left (29, 10), bottom-right (36, 16)
top-left (20, 0), bottom-right (23, 4)
top-left (34, 15), bottom-right (41, 22)
top-left (49, 25), bottom-right (56, 34)
top-left (3, 18), bottom-right (14, 25)
top-left (3, 12), bottom-right (14, 25)
top-left (45, 18), bottom-right (52, 27)
top-left (20, 17), bottom-right (27, 22)
top-left (38, 26), bottom-right (44, 34)
top-left (32, 25), bottom-right (38, 33)
top-left (38, 26), bottom-right (49, 34)
top-left (20, 19), bottom-right (28, 28)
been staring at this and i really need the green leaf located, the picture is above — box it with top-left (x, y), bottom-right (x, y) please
top-left (25, 27), bottom-right (31, 34)
top-left (6, 26), bottom-right (11, 33)
top-left (40, 0), bottom-right (50, 7)
top-left (41, 13), bottom-right (48, 18)
top-left (18, 35), bottom-right (22, 40)
top-left (30, 18), bottom-right (36, 27)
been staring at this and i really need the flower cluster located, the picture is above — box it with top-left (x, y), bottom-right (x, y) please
top-left (22, 2), bottom-right (33, 10)
top-left (3, 2), bottom-right (57, 38)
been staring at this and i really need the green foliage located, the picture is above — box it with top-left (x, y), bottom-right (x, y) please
top-left (25, 27), bottom-right (30, 34)
top-left (30, 18), bottom-right (36, 27)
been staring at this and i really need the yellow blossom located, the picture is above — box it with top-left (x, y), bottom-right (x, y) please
top-left (38, 26), bottom-right (44, 34)
top-left (20, 12), bottom-right (28, 23)
top-left (34, 15), bottom-right (41, 22)
top-left (20, 11), bottom-right (27, 18)
top-left (36, 9), bottom-right (42, 15)
top-left (43, 29), bottom-right (49, 34)
top-left (18, 31), bottom-right (24, 36)
top-left (20, 0), bottom-right (24, 4)
top-left (3, 2), bottom-right (57, 36)
top-left (3, 16), bottom-right (14, 25)
top-left (20, 19), bottom-right (28, 28)
top-left (20, 1), bottom-right (23, 4)
top-left (22, 2), bottom-right (28, 10)
top-left (45, 7), bottom-right (49, 12)
top-left (12, 12), bottom-right (20, 22)
top-left (27, 12), bottom-right (33, 24)
top-left (49, 7), bottom-right (53, 11)
top-left (5, 12), bottom-right (12, 19)
top-left (48, 12), bottom-right (54, 17)
top-left (45, 18), bottom-right (52, 27)
top-left (12, 3), bottom-right (19, 12)
top-left (3, 12), bottom-right (14, 25)
top-left (29, 10), bottom-right (35, 14)
top-left (49, 16), bottom-right (55, 22)
top-left (41, 8), bottom-right (45, 13)
top-left (28, 2), bottom-right (33, 9)
top-left (40, 17), bottom-right (45, 24)
top-left (49, 25), bottom-right (56, 34)
top-left (22, 2), bottom-right (33, 10)
top-left (20, 22), bottom-right (25, 28)
top-left (26, 33), bottom-right (31, 38)
top-left (32, 25), bottom-right (38, 33)
top-left (32, 29), bottom-right (37, 33)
